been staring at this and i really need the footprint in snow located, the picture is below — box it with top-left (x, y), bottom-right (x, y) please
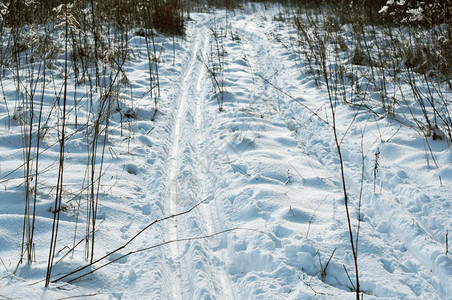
top-left (125, 164), bottom-right (139, 175)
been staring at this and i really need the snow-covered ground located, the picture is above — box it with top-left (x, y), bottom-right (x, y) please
top-left (1, 4), bottom-right (451, 299)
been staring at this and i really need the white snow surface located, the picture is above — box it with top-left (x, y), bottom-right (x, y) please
top-left (1, 6), bottom-right (451, 300)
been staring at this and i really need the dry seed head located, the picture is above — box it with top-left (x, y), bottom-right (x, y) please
top-left (103, 50), bottom-right (115, 69)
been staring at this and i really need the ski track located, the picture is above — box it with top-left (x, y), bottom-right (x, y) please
top-left (166, 15), bottom-right (237, 299)
top-left (166, 33), bottom-right (191, 300)
top-left (195, 33), bottom-right (239, 300)
top-left (167, 21), bottom-right (202, 299)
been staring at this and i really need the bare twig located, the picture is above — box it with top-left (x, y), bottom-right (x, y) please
top-left (52, 197), bottom-right (210, 283)
top-left (64, 227), bottom-right (262, 284)
top-left (256, 74), bottom-right (329, 125)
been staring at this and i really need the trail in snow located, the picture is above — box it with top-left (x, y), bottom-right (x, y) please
top-left (166, 22), bottom-right (199, 300)
top-left (194, 32), bottom-right (239, 300)
top-left (166, 17), bottom-right (237, 299)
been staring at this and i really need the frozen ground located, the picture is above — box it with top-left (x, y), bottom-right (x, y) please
top-left (0, 5), bottom-right (451, 299)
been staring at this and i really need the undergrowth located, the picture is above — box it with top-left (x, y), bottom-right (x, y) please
top-left (0, 0), bottom-right (185, 282)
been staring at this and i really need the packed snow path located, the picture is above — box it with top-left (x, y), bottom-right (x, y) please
top-left (166, 19), bottom-right (237, 299)
top-left (0, 6), bottom-right (451, 300)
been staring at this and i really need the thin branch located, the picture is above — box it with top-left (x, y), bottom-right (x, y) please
top-left (256, 74), bottom-right (329, 126)
top-left (52, 197), bottom-right (208, 283)
top-left (343, 265), bottom-right (356, 291)
top-left (65, 227), bottom-right (263, 284)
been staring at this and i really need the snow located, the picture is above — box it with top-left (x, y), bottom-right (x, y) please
top-left (1, 4), bottom-right (451, 299)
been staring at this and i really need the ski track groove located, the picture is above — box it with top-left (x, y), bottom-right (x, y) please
top-left (195, 32), bottom-right (238, 300)
top-left (167, 24), bottom-right (201, 300)
top-left (167, 16), bottom-right (237, 299)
